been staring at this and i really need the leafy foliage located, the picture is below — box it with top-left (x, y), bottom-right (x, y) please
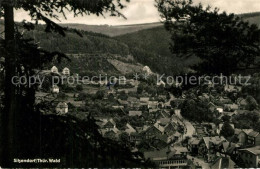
top-left (180, 97), bottom-right (219, 122)
top-left (157, 0), bottom-right (260, 75)
top-left (220, 122), bottom-right (235, 139)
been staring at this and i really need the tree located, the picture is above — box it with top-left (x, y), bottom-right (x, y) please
top-left (220, 122), bottom-right (235, 139)
top-left (76, 84), bottom-right (83, 91)
top-left (221, 115), bottom-right (231, 123)
top-left (137, 83), bottom-right (144, 94)
top-left (170, 100), bottom-right (177, 108)
top-left (77, 92), bottom-right (88, 101)
top-left (118, 91), bottom-right (128, 100)
top-left (157, 0), bottom-right (260, 75)
top-left (0, 0), bottom-right (134, 166)
top-left (94, 90), bottom-right (105, 100)
top-left (246, 95), bottom-right (258, 111)
top-left (119, 132), bottom-right (130, 145)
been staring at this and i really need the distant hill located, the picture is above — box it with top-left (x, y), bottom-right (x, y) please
top-left (115, 26), bottom-right (200, 75)
top-left (20, 25), bottom-right (145, 76)
top-left (59, 11), bottom-right (260, 38)
top-left (114, 11), bottom-right (260, 75)
top-left (239, 12), bottom-right (260, 27)
top-left (61, 22), bottom-right (163, 37)
top-left (1, 11), bottom-right (259, 76)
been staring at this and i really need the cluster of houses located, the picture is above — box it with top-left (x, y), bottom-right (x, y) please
top-left (51, 66), bottom-right (70, 76)
top-left (36, 67), bottom-right (260, 168)
top-left (95, 108), bottom-right (183, 145)
top-left (185, 128), bottom-right (260, 168)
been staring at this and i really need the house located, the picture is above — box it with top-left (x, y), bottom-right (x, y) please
top-left (224, 104), bottom-right (239, 112)
top-left (140, 97), bottom-right (149, 103)
top-left (142, 66), bottom-right (153, 75)
top-left (148, 101), bottom-right (158, 109)
top-left (102, 127), bottom-right (120, 140)
top-left (219, 142), bottom-right (239, 156)
top-left (129, 132), bottom-right (142, 144)
top-left (188, 138), bottom-right (201, 155)
top-left (143, 122), bottom-right (164, 139)
top-left (224, 84), bottom-right (241, 92)
top-left (149, 109), bottom-right (159, 113)
top-left (219, 97), bottom-right (232, 104)
top-left (51, 66), bottom-right (58, 73)
top-left (158, 102), bottom-right (165, 109)
top-left (237, 97), bottom-right (248, 110)
top-left (51, 85), bottom-right (59, 93)
top-left (210, 157), bottom-right (236, 169)
top-left (62, 67), bottom-right (70, 76)
top-left (164, 122), bottom-right (177, 135)
top-left (208, 102), bottom-right (217, 112)
top-left (117, 99), bottom-right (129, 108)
top-left (200, 136), bottom-right (227, 162)
top-left (103, 119), bottom-right (116, 129)
top-left (247, 131), bottom-right (260, 146)
top-left (216, 106), bottom-right (224, 113)
top-left (156, 111), bottom-right (170, 119)
top-left (158, 94), bottom-right (167, 100)
top-left (235, 109), bottom-right (251, 115)
top-left (157, 118), bottom-right (171, 126)
top-left (55, 102), bottom-right (68, 114)
top-left (144, 146), bottom-right (189, 168)
top-left (194, 126), bottom-right (208, 138)
top-left (234, 129), bottom-right (253, 146)
top-left (127, 97), bottom-right (140, 108)
top-left (174, 109), bottom-right (182, 118)
top-left (112, 105), bottom-right (124, 109)
top-left (238, 146), bottom-right (260, 168)
top-left (125, 123), bottom-right (136, 135)
top-left (129, 111), bottom-right (142, 117)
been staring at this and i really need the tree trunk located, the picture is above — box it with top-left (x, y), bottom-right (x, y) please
top-left (1, 1), bottom-right (16, 166)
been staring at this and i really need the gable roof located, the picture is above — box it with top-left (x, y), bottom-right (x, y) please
top-left (235, 129), bottom-right (253, 135)
top-left (118, 99), bottom-right (128, 105)
top-left (248, 130), bottom-right (260, 137)
top-left (203, 136), bottom-right (226, 149)
top-left (153, 122), bottom-right (164, 133)
top-left (129, 111), bottom-right (142, 116)
top-left (239, 146), bottom-right (260, 155)
top-left (211, 157), bottom-right (235, 169)
top-left (63, 67), bottom-right (69, 71)
top-left (164, 122), bottom-right (177, 130)
top-left (189, 138), bottom-right (201, 145)
top-left (222, 142), bottom-right (238, 153)
top-left (140, 97), bottom-right (149, 102)
top-left (158, 118), bottom-right (171, 126)
top-left (56, 102), bottom-right (68, 108)
top-left (169, 146), bottom-right (189, 156)
top-left (125, 123), bottom-right (136, 134)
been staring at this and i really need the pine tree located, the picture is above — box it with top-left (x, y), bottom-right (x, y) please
top-left (157, 0), bottom-right (260, 75)
top-left (0, 0), bottom-right (152, 167)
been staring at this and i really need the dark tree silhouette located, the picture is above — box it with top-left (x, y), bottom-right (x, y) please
top-left (0, 0), bottom-right (152, 167)
top-left (156, 0), bottom-right (260, 75)
top-left (220, 122), bottom-right (235, 139)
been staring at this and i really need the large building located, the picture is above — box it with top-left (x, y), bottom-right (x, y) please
top-left (62, 67), bottom-right (70, 76)
top-left (144, 146), bottom-right (189, 169)
top-left (51, 66), bottom-right (58, 73)
top-left (238, 146), bottom-right (260, 168)
top-left (247, 131), bottom-right (260, 146)
top-left (56, 102), bottom-right (68, 114)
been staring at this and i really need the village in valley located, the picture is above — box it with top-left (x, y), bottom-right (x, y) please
top-left (35, 64), bottom-right (260, 169)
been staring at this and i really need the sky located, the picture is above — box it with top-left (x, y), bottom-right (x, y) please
top-left (14, 0), bottom-right (260, 25)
